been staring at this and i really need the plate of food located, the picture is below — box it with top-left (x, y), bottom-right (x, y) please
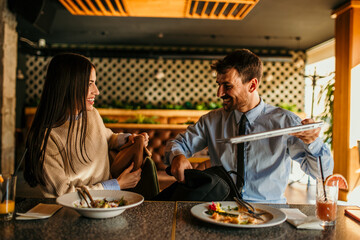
top-left (56, 190), bottom-right (144, 219)
top-left (191, 201), bottom-right (286, 228)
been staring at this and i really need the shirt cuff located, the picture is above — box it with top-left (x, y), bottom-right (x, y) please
top-left (307, 137), bottom-right (323, 155)
top-left (101, 179), bottom-right (121, 190)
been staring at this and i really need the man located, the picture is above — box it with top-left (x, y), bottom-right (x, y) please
top-left (164, 49), bottom-right (333, 203)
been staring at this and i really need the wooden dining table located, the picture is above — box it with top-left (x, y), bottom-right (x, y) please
top-left (1, 197), bottom-right (359, 240)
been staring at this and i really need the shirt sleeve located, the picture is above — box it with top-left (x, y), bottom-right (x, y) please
top-left (101, 179), bottom-right (121, 190)
top-left (281, 111), bottom-right (333, 179)
top-left (164, 115), bottom-right (208, 165)
top-left (287, 134), bottom-right (334, 179)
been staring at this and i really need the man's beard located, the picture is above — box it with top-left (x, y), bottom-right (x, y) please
top-left (222, 97), bottom-right (235, 112)
top-left (222, 95), bottom-right (248, 112)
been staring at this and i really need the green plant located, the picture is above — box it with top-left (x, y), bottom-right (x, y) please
top-left (123, 114), bottom-right (159, 124)
top-left (102, 117), bottom-right (119, 123)
top-left (95, 100), bottom-right (222, 110)
top-left (278, 103), bottom-right (300, 113)
top-left (318, 73), bottom-right (335, 148)
top-left (182, 120), bottom-right (195, 125)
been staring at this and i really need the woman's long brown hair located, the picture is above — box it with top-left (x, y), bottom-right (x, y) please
top-left (24, 53), bottom-right (94, 187)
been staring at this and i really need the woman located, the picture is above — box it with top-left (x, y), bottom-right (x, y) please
top-left (24, 53), bottom-right (149, 197)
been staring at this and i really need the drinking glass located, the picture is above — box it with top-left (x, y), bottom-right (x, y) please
top-left (0, 175), bottom-right (17, 221)
top-left (316, 177), bottom-right (338, 226)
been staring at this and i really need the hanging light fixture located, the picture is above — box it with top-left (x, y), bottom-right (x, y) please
top-left (155, 57), bottom-right (165, 80)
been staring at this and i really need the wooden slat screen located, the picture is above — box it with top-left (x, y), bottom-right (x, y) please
top-left (59, 0), bottom-right (259, 19)
top-left (59, 0), bottom-right (128, 16)
top-left (185, 0), bottom-right (259, 19)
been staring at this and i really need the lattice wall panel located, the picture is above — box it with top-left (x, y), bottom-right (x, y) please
top-left (25, 51), bottom-right (305, 111)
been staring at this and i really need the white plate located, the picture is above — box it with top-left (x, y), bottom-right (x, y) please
top-left (190, 201), bottom-right (287, 228)
top-left (56, 190), bottom-right (144, 219)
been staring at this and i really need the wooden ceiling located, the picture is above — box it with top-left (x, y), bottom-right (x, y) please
top-left (59, 0), bottom-right (259, 20)
top-left (15, 0), bottom-right (347, 50)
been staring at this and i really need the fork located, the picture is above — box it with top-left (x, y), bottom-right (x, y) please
top-left (77, 188), bottom-right (91, 208)
top-left (233, 197), bottom-right (267, 219)
top-left (81, 186), bottom-right (96, 207)
top-left (77, 187), bottom-right (96, 208)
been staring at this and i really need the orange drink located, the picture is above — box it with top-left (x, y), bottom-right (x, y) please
top-left (316, 177), bottom-right (338, 226)
top-left (0, 175), bottom-right (17, 221)
top-left (0, 200), bottom-right (15, 214)
top-left (316, 199), bottom-right (337, 222)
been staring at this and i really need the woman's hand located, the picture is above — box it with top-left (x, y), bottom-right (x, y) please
top-left (117, 162), bottom-right (142, 189)
top-left (128, 132), bottom-right (149, 147)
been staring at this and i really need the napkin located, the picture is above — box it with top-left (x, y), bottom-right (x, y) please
top-left (16, 203), bottom-right (62, 220)
top-left (280, 208), bottom-right (323, 230)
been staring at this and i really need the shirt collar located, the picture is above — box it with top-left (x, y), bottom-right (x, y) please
top-left (234, 98), bottom-right (265, 125)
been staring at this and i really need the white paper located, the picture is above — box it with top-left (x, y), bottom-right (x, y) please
top-left (280, 208), bottom-right (323, 230)
top-left (16, 203), bottom-right (62, 220)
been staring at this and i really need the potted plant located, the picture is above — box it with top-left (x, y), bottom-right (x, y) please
top-left (317, 72), bottom-right (335, 148)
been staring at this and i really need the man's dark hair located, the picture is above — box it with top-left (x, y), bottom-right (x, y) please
top-left (211, 49), bottom-right (263, 84)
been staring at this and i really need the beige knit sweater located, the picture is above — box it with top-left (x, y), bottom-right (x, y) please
top-left (40, 108), bottom-right (128, 198)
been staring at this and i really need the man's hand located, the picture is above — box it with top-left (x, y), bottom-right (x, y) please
top-left (171, 155), bottom-right (193, 183)
top-left (128, 132), bottom-right (149, 147)
top-left (290, 118), bottom-right (320, 144)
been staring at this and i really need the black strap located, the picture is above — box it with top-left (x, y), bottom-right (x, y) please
top-left (237, 114), bottom-right (247, 190)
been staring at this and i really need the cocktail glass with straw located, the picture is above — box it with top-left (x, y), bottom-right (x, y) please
top-left (0, 149), bottom-right (27, 221)
top-left (315, 156), bottom-right (338, 226)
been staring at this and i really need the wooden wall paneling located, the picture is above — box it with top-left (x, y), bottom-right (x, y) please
top-left (351, 8), bottom-right (360, 67)
top-left (334, 10), bottom-right (351, 200)
top-left (333, 1), bottom-right (360, 200)
top-left (349, 7), bottom-right (360, 198)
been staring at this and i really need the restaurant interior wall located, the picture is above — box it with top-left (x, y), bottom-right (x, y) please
top-left (305, 39), bottom-right (335, 120)
top-left (20, 48), bottom-right (306, 114)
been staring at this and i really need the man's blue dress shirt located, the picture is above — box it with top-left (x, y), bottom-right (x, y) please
top-left (165, 99), bottom-right (334, 203)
